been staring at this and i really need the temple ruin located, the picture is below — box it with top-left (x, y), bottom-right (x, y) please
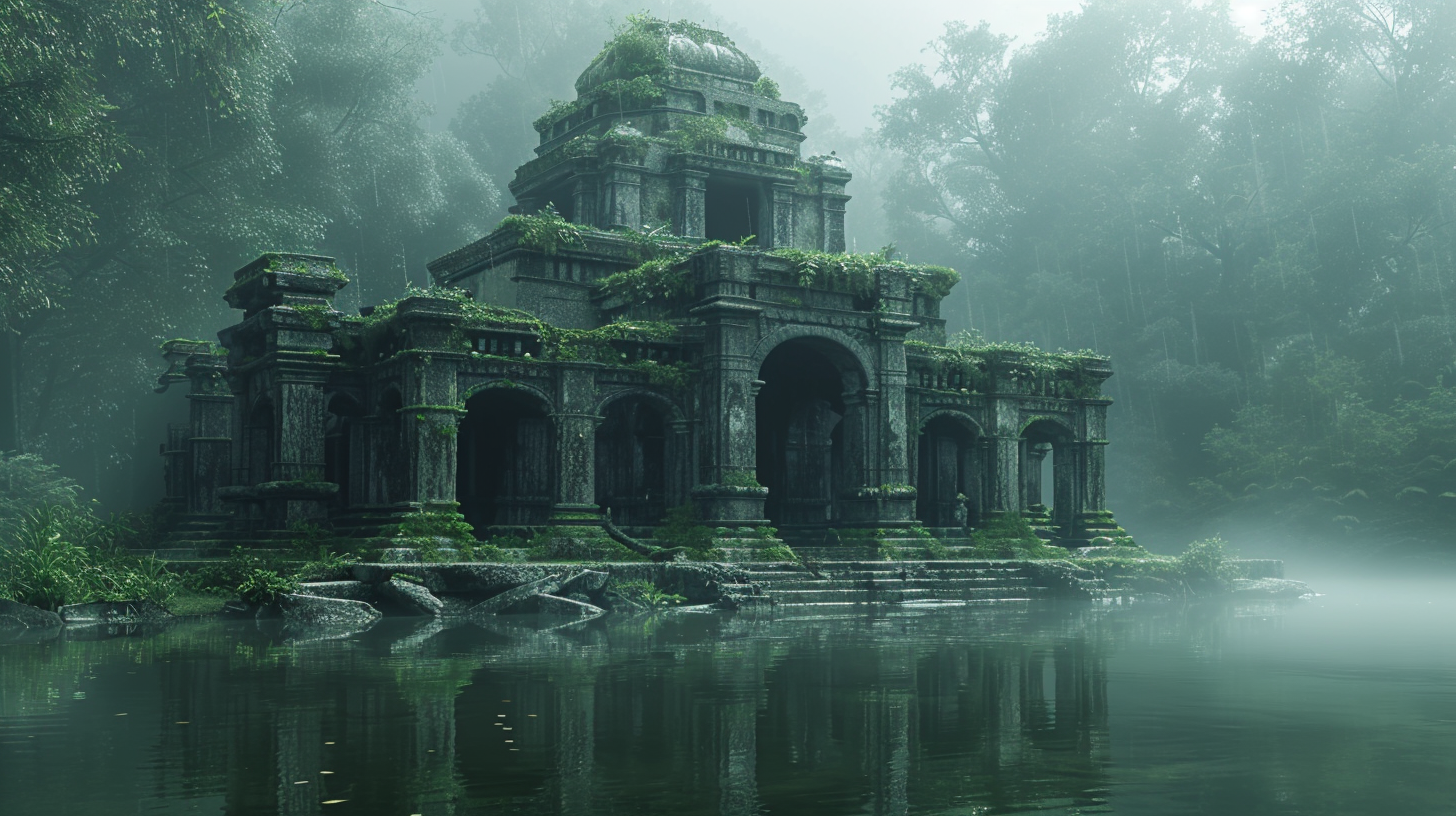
top-left (156, 19), bottom-right (1122, 548)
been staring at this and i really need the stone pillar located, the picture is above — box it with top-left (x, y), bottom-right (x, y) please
top-left (988, 435), bottom-right (1021, 516)
top-left (185, 355), bottom-right (234, 515)
top-left (551, 411), bottom-right (601, 521)
top-left (1052, 443), bottom-right (1080, 533)
top-left (821, 193), bottom-right (849, 253)
top-left (1023, 442), bottom-right (1050, 513)
top-left (692, 297), bottom-right (768, 527)
top-left (770, 182), bottom-right (796, 248)
top-left (667, 419), bottom-right (694, 510)
top-left (551, 364), bottom-right (602, 523)
top-left (572, 176), bottom-right (599, 228)
top-left (839, 390), bottom-right (870, 492)
top-left (672, 170), bottom-right (708, 239)
top-left (603, 163), bottom-right (642, 230)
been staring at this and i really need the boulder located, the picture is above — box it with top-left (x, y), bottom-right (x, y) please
top-left (279, 593), bottom-right (382, 629)
top-left (59, 600), bottom-right (174, 626)
top-left (1229, 578), bottom-right (1312, 600)
top-left (379, 577), bottom-right (445, 616)
top-left (0, 599), bottom-right (63, 629)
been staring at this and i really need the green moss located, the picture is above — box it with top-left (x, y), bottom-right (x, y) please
top-left (497, 204), bottom-right (584, 255)
top-left (289, 304), bottom-right (334, 331)
top-left (722, 470), bottom-right (762, 489)
top-left (907, 330), bottom-right (1108, 396)
top-left (631, 360), bottom-right (693, 391)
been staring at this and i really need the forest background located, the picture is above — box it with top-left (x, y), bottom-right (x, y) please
top-left (3, 0), bottom-right (1453, 557)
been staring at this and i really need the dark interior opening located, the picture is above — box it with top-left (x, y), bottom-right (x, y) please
top-left (245, 398), bottom-right (274, 486)
top-left (916, 416), bottom-right (980, 528)
top-left (756, 340), bottom-right (848, 527)
top-left (705, 177), bottom-right (761, 244)
top-left (595, 398), bottom-right (667, 528)
top-left (377, 389), bottom-right (404, 504)
top-left (457, 389), bottom-right (554, 534)
top-left (542, 188), bottom-right (574, 223)
top-left (323, 394), bottom-right (363, 509)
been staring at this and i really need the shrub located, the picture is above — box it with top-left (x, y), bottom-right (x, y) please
top-left (612, 578), bottom-right (684, 608)
top-left (236, 568), bottom-right (298, 607)
top-left (654, 504), bottom-right (715, 555)
top-left (1175, 537), bottom-right (1238, 584)
top-left (0, 504), bottom-right (177, 610)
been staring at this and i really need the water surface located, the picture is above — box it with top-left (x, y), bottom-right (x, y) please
top-left (2, 578), bottom-right (1453, 815)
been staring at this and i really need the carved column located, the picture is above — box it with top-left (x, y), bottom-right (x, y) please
top-left (667, 419), bottom-right (694, 510)
top-left (572, 175), bottom-right (600, 228)
top-left (672, 170), bottom-right (708, 239)
top-left (603, 163), bottom-right (642, 230)
top-left (551, 364), bottom-right (602, 523)
top-left (988, 435), bottom-right (1021, 516)
top-left (397, 296), bottom-right (466, 512)
top-left (1023, 442), bottom-right (1051, 514)
top-left (679, 260), bottom-right (769, 528)
top-left (821, 193), bottom-right (849, 253)
top-left (770, 182), bottom-right (796, 248)
top-left (185, 354), bottom-right (234, 515)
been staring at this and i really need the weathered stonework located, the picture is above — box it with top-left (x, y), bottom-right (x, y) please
top-left (156, 20), bottom-right (1122, 547)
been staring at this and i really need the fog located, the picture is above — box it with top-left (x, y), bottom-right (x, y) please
top-left (5, 0), bottom-right (1454, 577)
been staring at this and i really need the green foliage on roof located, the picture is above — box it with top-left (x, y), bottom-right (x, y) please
top-left (496, 204), bottom-right (584, 255)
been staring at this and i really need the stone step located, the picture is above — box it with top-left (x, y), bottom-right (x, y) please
top-left (772, 586), bottom-right (1053, 604)
top-left (742, 576), bottom-right (1034, 592)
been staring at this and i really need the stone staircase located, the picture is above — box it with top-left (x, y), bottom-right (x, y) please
top-left (741, 559), bottom-right (1105, 609)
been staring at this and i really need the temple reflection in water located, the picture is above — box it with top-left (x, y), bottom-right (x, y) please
top-left (0, 608), bottom-right (1127, 815)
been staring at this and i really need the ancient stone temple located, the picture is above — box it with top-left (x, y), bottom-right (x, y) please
top-left (156, 18), bottom-right (1122, 547)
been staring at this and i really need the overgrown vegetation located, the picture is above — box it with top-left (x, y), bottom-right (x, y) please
top-left (907, 331), bottom-right (1107, 397)
top-left (0, 505), bottom-right (178, 611)
top-left (610, 578), bottom-right (684, 608)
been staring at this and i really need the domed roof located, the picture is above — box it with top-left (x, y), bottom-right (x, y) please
top-left (575, 21), bottom-right (760, 95)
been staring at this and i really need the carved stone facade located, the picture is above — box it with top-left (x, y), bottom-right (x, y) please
top-left (157, 23), bottom-right (1121, 546)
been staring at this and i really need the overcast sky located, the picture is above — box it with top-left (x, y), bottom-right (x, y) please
top-left (418, 0), bottom-right (1281, 133)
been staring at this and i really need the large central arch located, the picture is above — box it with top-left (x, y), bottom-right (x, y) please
top-left (755, 336), bottom-right (869, 528)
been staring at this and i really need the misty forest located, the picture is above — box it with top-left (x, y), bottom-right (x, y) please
top-left (2, 1), bottom-right (1456, 815)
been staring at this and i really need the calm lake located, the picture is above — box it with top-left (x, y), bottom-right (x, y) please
top-left (3, 575), bottom-right (1454, 815)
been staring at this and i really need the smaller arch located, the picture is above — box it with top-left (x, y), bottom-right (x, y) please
top-left (1018, 414), bottom-right (1076, 440)
top-left (920, 408), bottom-right (986, 439)
top-left (1019, 416), bottom-right (1077, 534)
top-left (916, 411), bottom-right (986, 529)
top-left (458, 387), bottom-right (555, 532)
top-left (594, 387), bottom-right (685, 425)
top-left (595, 394), bottom-right (673, 528)
top-left (324, 393), bottom-right (365, 508)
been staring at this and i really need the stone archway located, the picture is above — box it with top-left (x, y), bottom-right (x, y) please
top-left (323, 393), bottom-right (364, 509)
top-left (1020, 417), bottom-right (1076, 534)
top-left (755, 336), bottom-right (869, 528)
top-left (457, 388), bottom-right (554, 532)
top-left (594, 395), bottom-right (669, 528)
top-left (916, 413), bottom-right (984, 529)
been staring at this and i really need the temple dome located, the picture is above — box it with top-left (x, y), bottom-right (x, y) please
top-left (575, 24), bottom-right (760, 95)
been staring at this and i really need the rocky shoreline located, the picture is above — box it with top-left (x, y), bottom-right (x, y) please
top-left (0, 556), bottom-right (1313, 641)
